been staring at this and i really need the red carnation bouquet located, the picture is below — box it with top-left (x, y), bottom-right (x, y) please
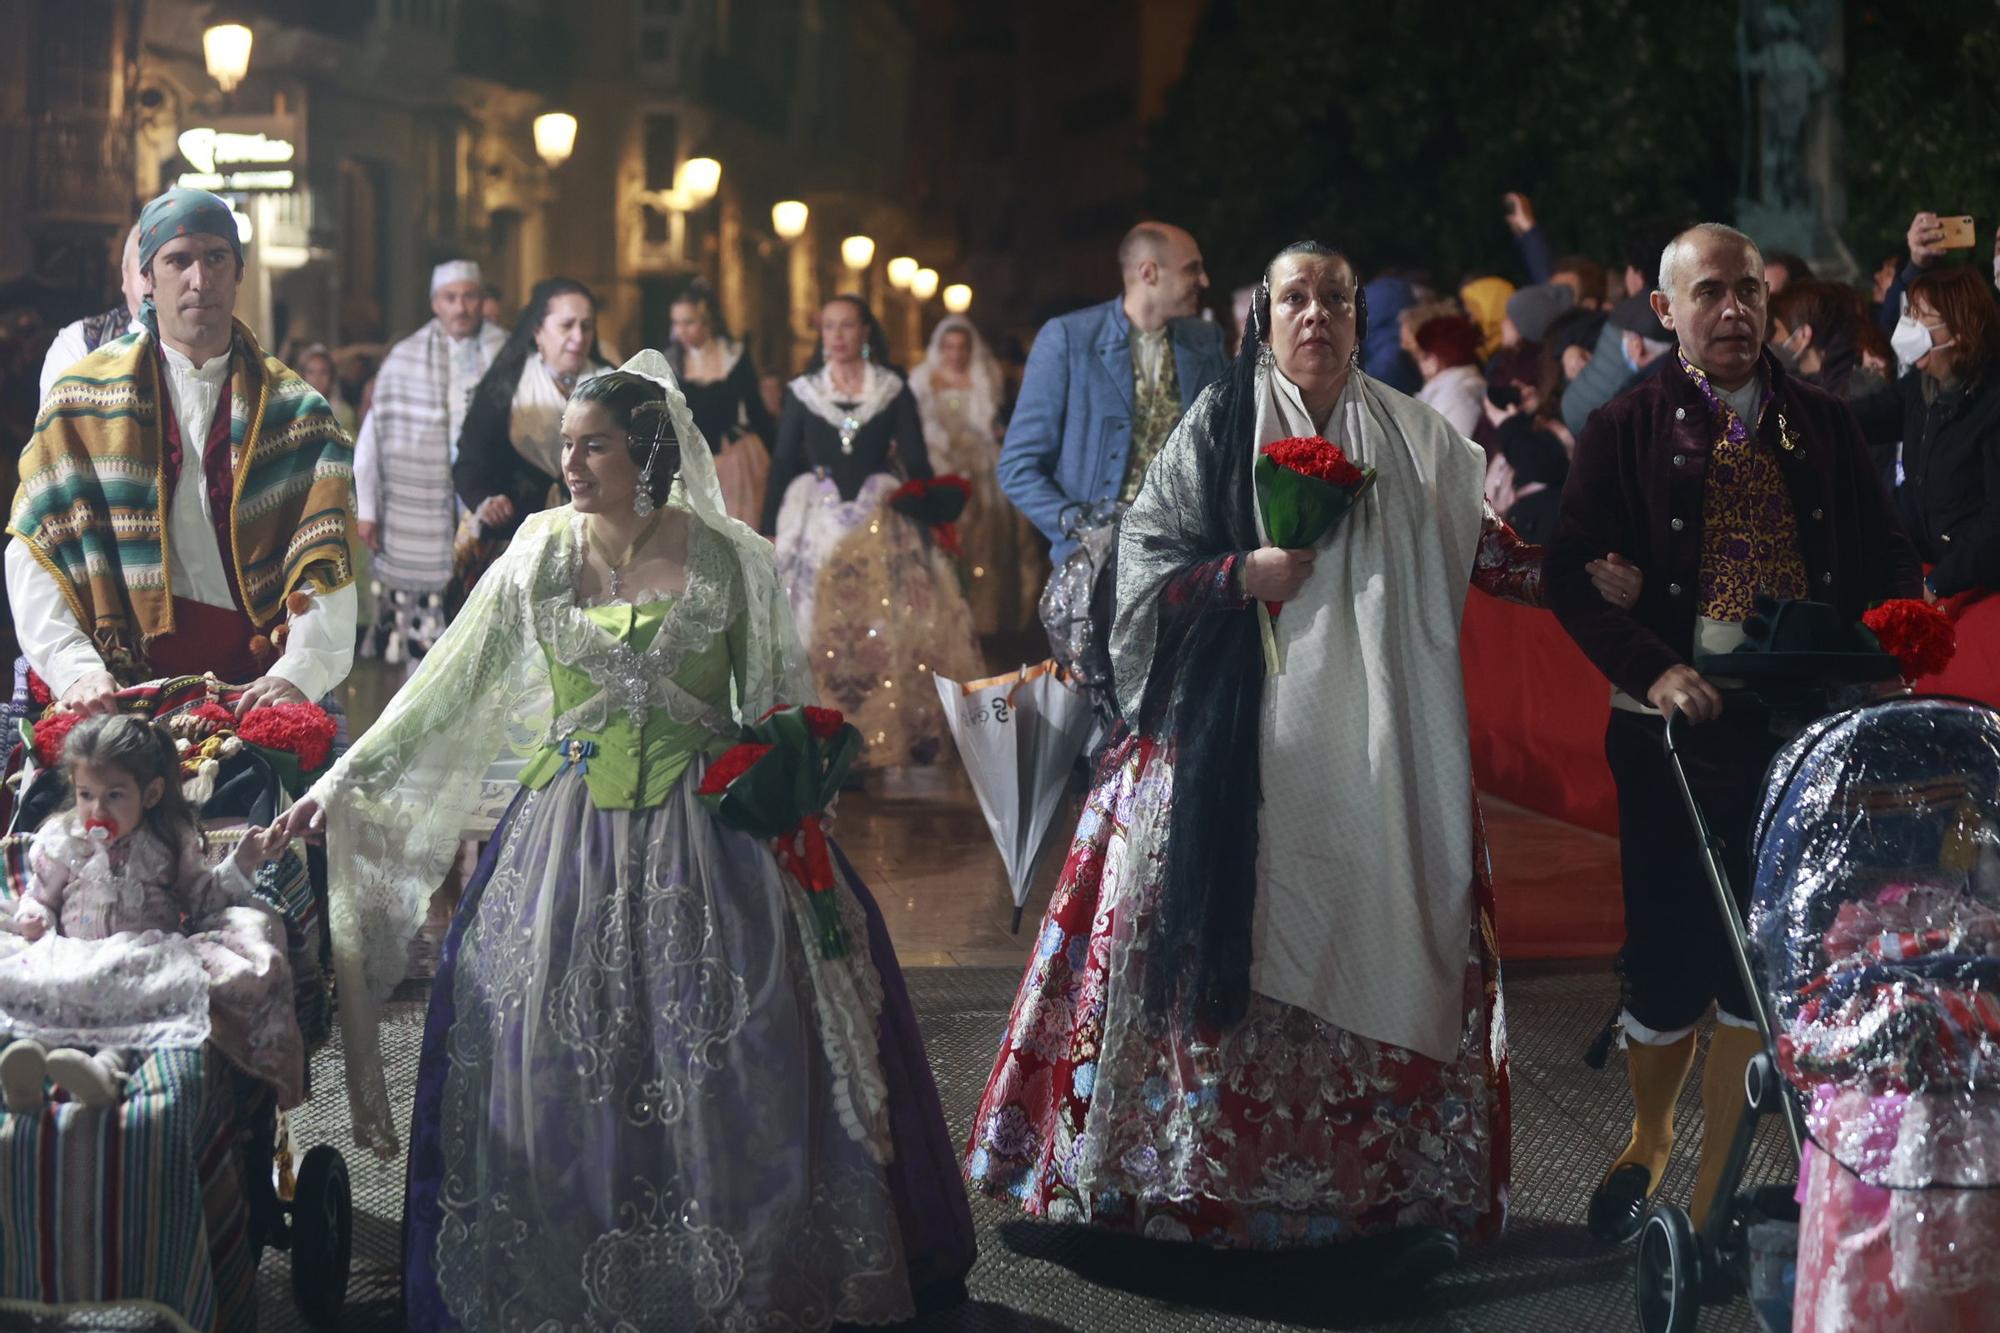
top-left (1252, 435), bottom-right (1377, 671)
top-left (24, 693), bottom-right (338, 795)
top-left (889, 475), bottom-right (972, 565)
top-left (1863, 599), bottom-right (1957, 682)
top-left (697, 703), bottom-right (863, 957)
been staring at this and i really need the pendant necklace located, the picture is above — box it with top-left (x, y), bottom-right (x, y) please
top-left (832, 363), bottom-right (864, 455)
top-left (587, 511), bottom-right (663, 601)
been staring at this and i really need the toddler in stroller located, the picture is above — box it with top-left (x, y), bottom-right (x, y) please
top-left (1639, 695), bottom-right (2000, 1332)
top-left (0, 670), bottom-right (353, 1331)
top-left (0, 713), bottom-right (303, 1110)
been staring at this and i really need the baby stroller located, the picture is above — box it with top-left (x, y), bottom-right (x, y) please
top-left (0, 663), bottom-right (353, 1331)
top-left (1637, 693), bottom-right (2000, 1333)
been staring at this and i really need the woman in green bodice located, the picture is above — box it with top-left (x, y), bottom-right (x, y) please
top-left (276, 353), bottom-right (974, 1330)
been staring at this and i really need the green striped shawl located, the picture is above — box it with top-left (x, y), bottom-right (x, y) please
top-left (8, 321), bottom-right (355, 679)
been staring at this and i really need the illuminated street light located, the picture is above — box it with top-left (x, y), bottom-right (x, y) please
top-left (942, 283), bottom-right (973, 314)
top-left (910, 268), bottom-right (939, 301)
top-left (677, 157), bottom-right (722, 205)
top-left (202, 21), bottom-right (253, 93)
top-left (886, 256), bottom-right (918, 289)
top-left (771, 200), bottom-right (809, 240)
top-left (533, 112), bottom-right (577, 169)
top-left (841, 235), bottom-right (876, 270)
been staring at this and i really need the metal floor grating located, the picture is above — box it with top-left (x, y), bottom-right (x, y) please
top-left (234, 967), bottom-right (1795, 1332)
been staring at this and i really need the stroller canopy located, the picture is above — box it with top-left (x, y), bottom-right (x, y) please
top-left (1750, 696), bottom-right (2000, 1188)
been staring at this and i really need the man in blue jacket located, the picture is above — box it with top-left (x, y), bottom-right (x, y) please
top-left (999, 222), bottom-right (1228, 563)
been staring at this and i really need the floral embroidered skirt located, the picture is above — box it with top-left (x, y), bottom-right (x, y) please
top-left (963, 733), bottom-right (1511, 1247)
top-left (773, 472), bottom-right (981, 770)
top-left (402, 763), bottom-right (974, 1331)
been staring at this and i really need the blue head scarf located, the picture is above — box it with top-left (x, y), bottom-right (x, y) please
top-left (135, 188), bottom-right (242, 337)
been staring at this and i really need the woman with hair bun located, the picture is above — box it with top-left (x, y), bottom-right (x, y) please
top-left (669, 278), bottom-right (775, 525)
top-left (280, 350), bottom-right (976, 1330)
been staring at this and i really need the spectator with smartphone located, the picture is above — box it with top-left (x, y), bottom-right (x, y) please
top-left (1850, 265), bottom-right (2000, 599)
top-left (1877, 211), bottom-right (1978, 346)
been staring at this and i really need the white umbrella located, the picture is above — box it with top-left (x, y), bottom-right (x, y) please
top-left (934, 662), bottom-right (1094, 932)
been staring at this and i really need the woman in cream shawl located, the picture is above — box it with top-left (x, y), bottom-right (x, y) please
top-left (964, 241), bottom-right (1636, 1272)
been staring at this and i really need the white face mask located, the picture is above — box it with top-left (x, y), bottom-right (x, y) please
top-left (1891, 314), bottom-right (1937, 369)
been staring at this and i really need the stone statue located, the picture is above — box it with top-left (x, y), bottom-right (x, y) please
top-left (1736, 0), bottom-right (1857, 279)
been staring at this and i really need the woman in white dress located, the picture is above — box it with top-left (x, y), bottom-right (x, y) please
top-left (909, 315), bottom-right (1046, 638)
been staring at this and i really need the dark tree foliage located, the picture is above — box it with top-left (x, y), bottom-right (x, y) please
top-left (1843, 1), bottom-right (2000, 269)
top-left (1146, 0), bottom-right (1745, 286)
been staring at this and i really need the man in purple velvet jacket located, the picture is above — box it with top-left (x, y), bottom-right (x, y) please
top-left (1545, 223), bottom-right (1922, 1245)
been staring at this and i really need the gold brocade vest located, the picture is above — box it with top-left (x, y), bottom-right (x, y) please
top-left (1121, 340), bottom-right (1183, 503)
top-left (1681, 356), bottom-right (1809, 622)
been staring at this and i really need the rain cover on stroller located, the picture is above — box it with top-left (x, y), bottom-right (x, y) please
top-left (1750, 695), bottom-right (2000, 1192)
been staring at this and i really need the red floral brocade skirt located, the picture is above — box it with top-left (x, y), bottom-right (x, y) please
top-left (962, 733), bottom-right (1510, 1248)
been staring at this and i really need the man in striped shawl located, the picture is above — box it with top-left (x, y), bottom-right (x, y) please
top-left (352, 259), bottom-right (504, 666)
top-left (6, 187), bottom-right (356, 717)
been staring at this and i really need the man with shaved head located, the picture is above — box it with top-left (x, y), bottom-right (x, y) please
top-left (1546, 222), bottom-right (1920, 1243)
top-left (1000, 222), bottom-right (1224, 565)
top-left (999, 222), bottom-right (1224, 716)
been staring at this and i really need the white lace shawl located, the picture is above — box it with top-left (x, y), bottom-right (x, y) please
top-left (908, 316), bottom-right (1003, 475)
top-left (314, 356), bottom-right (816, 1154)
top-left (788, 361), bottom-right (905, 434)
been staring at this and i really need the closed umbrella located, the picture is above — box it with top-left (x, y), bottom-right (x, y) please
top-left (934, 662), bottom-right (1093, 932)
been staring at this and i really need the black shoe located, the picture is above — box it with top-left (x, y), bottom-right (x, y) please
top-left (1329, 1224), bottom-right (1461, 1285)
top-left (1386, 1225), bottom-right (1460, 1285)
top-left (1588, 1162), bottom-right (1654, 1244)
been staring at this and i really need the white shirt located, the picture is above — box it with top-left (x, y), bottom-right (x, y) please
top-left (6, 339), bottom-right (355, 699)
top-left (37, 314), bottom-right (143, 406)
top-left (1131, 325), bottom-right (1171, 395)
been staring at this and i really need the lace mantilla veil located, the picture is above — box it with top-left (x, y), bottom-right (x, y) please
top-left (312, 349), bottom-right (816, 1154)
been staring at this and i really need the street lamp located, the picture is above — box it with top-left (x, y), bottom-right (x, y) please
top-left (942, 283), bottom-right (973, 314)
top-left (886, 256), bottom-right (918, 290)
top-left (841, 235), bottom-right (876, 271)
top-left (677, 157), bottom-right (722, 206)
top-left (771, 200), bottom-right (809, 240)
top-left (202, 20), bottom-right (253, 94)
top-left (910, 268), bottom-right (939, 301)
top-left (533, 112), bottom-right (578, 170)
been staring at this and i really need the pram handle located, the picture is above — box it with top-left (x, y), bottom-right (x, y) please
top-left (1661, 703), bottom-right (1805, 1165)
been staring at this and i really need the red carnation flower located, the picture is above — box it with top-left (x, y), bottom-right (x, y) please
top-left (928, 475), bottom-right (972, 498)
top-left (31, 711), bottom-right (82, 769)
top-left (698, 742), bottom-right (773, 795)
top-left (1261, 436), bottom-right (1366, 489)
top-left (802, 706), bottom-right (846, 740)
top-left (26, 673), bottom-right (51, 706)
top-left (889, 478), bottom-right (930, 502)
top-left (1863, 599), bottom-right (1956, 681)
top-left (189, 703), bottom-right (237, 731)
top-left (235, 701), bottom-right (337, 773)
